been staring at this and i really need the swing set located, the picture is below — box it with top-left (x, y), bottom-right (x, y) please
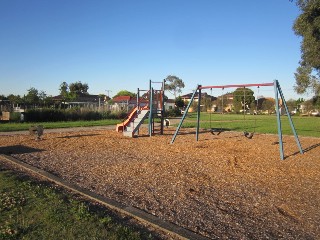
top-left (208, 86), bottom-right (257, 138)
top-left (170, 80), bottom-right (304, 160)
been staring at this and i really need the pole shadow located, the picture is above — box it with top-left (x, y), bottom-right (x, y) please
top-left (56, 133), bottom-right (102, 139)
top-left (0, 145), bottom-right (44, 155)
top-left (285, 142), bottom-right (320, 159)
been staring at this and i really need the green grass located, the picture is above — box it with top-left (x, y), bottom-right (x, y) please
top-left (1, 113), bottom-right (320, 138)
top-left (0, 119), bottom-right (120, 132)
top-left (0, 168), bottom-right (154, 240)
top-left (180, 113), bottom-right (320, 138)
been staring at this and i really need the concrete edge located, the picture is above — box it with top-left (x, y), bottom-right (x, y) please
top-left (0, 154), bottom-right (210, 240)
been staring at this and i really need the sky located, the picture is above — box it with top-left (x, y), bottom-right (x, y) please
top-left (0, 0), bottom-right (309, 100)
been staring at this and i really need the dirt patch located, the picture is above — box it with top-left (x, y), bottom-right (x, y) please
top-left (0, 128), bottom-right (319, 239)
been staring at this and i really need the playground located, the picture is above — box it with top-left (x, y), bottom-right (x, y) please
top-left (0, 127), bottom-right (319, 239)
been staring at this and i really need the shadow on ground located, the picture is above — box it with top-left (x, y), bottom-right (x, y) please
top-left (0, 145), bottom-right (44, 155)
top-left (56, 134), bottom-right (102, 139)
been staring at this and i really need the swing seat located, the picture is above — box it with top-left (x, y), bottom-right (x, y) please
top-left (210, 128), bottom-right (223, 135)
top-left (210, 128), bottom-right (231, 135)
top-left (243, 131), bottom-right (254, 139)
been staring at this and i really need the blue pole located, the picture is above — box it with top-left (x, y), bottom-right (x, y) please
top-left (137, 88), bottom-right (140, 110)
top-left (171, 86), bottom-right (199, 144)
top-left (161, 79), bottom-right (166, 135)
top-left (196, 85), bottom-right (202, 141)
top-left (274, 80), bottom-right (284, 160)
top-left (276, 80), bottom-right (303, 155)
top-left (137, 88), bottom-right (140, 136)
top-left (149, 87), bottom-right (153, 137)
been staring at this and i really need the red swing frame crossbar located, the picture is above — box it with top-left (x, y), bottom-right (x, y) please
top-left (198, 82), bottom-right (274, 90)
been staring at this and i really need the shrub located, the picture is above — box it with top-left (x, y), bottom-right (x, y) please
top-left (165, 108), bottom-right (181, 117)
top-left (108, 111), bottom-right (127, 120)
top-left (23, 108), bottom-right (127, 122)
top-left (10, 112), bottom-right (21, 122)
top-left (25, 109), bottom-right (67, 122)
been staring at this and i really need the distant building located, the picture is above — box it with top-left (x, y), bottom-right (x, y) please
top-left (111, 96), bottom-right (148, 112)
top-left (213, 93), bottom-right (234, 112)
top-left (164, 99), bottom-right (175, 111)
top-left (52, 93), bottom-right (104, 109)
top-left (111, 95), bottom-right (176, 112)
top-left (181, 92), bottom-right (216, 102)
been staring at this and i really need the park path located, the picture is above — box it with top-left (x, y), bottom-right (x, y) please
top-left (0, 125), bottom-right (115, 136)
top-left (0, 118), bottom-right (183, 136)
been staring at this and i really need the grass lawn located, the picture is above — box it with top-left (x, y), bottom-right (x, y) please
top-left (1, 114), bottom-right (320, 138)
top-left (0, 167), bottom-right (155, 240)
top-left (180, 113), bottom-right (320, 138)
top-left (0, 119), bottom-right (120, 132)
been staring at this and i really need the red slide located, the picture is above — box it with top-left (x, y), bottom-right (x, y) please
top-left (116, 106), bottom-right (148, 132)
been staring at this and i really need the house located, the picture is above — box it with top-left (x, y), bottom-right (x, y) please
top-left (212, 93), bottom-right (234, 112)
top-left (111, 95), bottom-right (176, 112)
top-left (179, 92), bottom-right (216, 112)
top-left (300, 99), bottom-right (317, 114)
top-left (181, 92), bottom-right (216, 102)
top-left (164, 99), bottom-right (175, 111)
top-left (111, 96), bottom-right (148, 112)
top-left (53, 93), bottom-right (104, 108)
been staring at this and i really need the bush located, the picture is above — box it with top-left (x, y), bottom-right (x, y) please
top-left (165, 108), bottom-right (181, 117)
top-left (23, 109), bottom-right (127, 122)
top-left (10, 112), bottom-right (21, 122)
top-left (25, 109), bottom-right (66, 122)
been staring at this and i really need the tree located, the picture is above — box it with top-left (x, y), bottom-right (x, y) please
top-left (113, 90), bottom-right (136, 98)
top-left (201, 95), bottom-right (214, 112)
top-left (69, 81), bottom-right (89, 94)
top-left (59, 82), bottom-right (77, 104)
top-left (293, 0), bottom-right (320, 95)
top-left (7, 94), bottom-right (23, 106)
top-left (312, 95), bottom-right (320, 108)
top-left (59, 82), bottom-right (69, 96)
top-left (214, 93), bottom-right (232, 113)
top-left (164, 75), bottom-right (185, 98)
top-left (302, 99), bottom-right (314, 113)
top-left (294, 66), bottom-right (319, 94)
top-left (175, 96), bottom-right (185, 109)
top-left (233, 88), bottom-right (255, 112)
top-left (0, 95), bottom-right (7, 100)
top-left (25, 87), bottom-right (40, 106)
top-left (261, 98), bottom-right (275, 114)
top-left (38, 91), bottom-right (47, 106)
top-left (286, 99), bottom-right (298, 112)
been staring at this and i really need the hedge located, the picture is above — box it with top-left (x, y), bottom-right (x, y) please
top-left (24, 109), bottom-right (127, 122)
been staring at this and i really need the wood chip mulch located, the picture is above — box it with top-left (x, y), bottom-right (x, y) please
top-left (0, 128), bottom-right (319, 239)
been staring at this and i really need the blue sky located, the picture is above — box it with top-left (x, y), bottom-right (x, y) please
top-left (0, 0), bottom-right (307, 99)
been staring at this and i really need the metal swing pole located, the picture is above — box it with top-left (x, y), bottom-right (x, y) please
top-left (171, 86), bottom-right (199, 144)
top-left (196, 85), bottom-right (202, 141)
top-left (148, 79), bottom-right (153, 137)
top-left (160, 79), bottom-right (166, 135)
top-left (243, 87), bottom-right (246, 120)
top-left (221, 87), bottom-right (224, 114)
top-left (274, 80), bottom-right (284, 160)
top-left (210, 88), bottom-right (212, 129)
top-left (275, 80), bottom-right (303, 155)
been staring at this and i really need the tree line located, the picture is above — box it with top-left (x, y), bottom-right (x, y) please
top-left (0, 75), bottom-right (186, 110)
top-left (0, 81), bottom-right (92, 111)
top-left (293, 0), bottom-right (320, 97)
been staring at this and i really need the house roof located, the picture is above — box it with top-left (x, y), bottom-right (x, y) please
top-left (112, 96), bottom-right (149, 104)
top-left (166, 99), bottom-right (175, 103)
top-left (52, 93), bottom-right (101, 102)
top-left (217, 93), bottom-right (234, 100)
top-left (181, 92), bottom-right (216, 101)
top-left (112, 96), bottom-right (131, 102)
top-left (180, 93), bottom-right (193, 99)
